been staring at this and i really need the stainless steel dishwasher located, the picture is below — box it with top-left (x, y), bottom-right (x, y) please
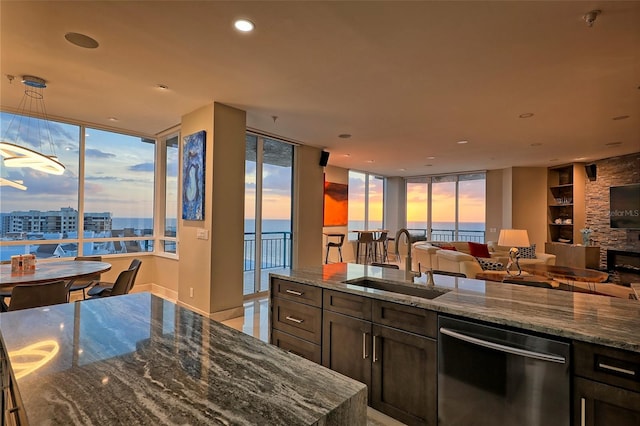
top-left (438, 316), bottom-right (570, 425)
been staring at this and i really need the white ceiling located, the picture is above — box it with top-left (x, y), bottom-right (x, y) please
top-left (1, 1), bottom-right (639, 177)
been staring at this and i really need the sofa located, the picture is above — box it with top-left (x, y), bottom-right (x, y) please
top-left (412, 241), bottom-right (556, 279)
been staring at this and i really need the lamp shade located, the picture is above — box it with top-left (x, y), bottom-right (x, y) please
top-left (498, 229), bottom-right (530, 247)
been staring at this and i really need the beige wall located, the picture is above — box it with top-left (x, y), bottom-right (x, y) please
top-left (293, 145), bottom-right (325, 267)
top-left (178, 104), bottom-right (214, 313)
top-left (176, 102), bottom-right (245, 317)
top-left (385, 177), bottom-right (405, 235)
top-left (485, 169), bottom-right (503, 243)
top-left (494, 167), bottom-right (547, 248)
top-left (209, 103), bottom-right (245, 313)
top-left (322, 165), bottom-right (352, 262)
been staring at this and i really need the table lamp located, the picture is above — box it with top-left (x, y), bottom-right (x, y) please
top-left (498, 229), bottom-right (530, 276)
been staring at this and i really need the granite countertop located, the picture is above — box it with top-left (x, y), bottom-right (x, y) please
top-left (0, 293), bottom-right (366, 425)
top-left (273, 263), bottom-right (640, 353)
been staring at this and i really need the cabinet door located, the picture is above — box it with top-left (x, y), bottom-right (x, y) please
top-left (322, 310), bottom-right (372, 393)
top-left (574, 377), bottom-right (640, 426)
top-left (371, 324), bottom-right (436, 426)
top-left (271, 329), bottom-right (321, 364)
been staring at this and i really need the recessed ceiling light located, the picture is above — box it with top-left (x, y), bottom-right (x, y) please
top-left (530, 143), bottom-right (542, 147)
top-left (457, 140), bottom-right (468, 144)
top-left (605, 141), bottom-right (622, 146)
top-left (575, 157), bottom-right (587, 161)
top-left (64, 32), bottom-right (99, 49)
top-left (108, 117), bottom-right (119, 122)
top-left (338, 134), bottom-right (352, 139)
top-left (427, 156), bottom-right (436, 160)
top-left (234, 19), bottom-right (255, 32)
top-left (156, 84), bottom-right (169, 90)
top-left (366, 160), bottom-right (374, 163)
top-left (519, 113), bottom-right (534, 118)
top-left (612, 115), bottom-right (630, 120)
top-left (399, 168), bottom-right (406, 171)
top-left (343, 154), bottom-right (351, 157)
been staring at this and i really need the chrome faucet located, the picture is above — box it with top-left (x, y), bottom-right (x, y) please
top-left (395, 228), bottom-right (421, 281)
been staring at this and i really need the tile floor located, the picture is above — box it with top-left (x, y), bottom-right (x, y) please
top-left (221, 297), bottom-right (406, 426)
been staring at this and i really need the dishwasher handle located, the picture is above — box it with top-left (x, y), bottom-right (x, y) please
top-left (440, 327), bottom-right (566, 364)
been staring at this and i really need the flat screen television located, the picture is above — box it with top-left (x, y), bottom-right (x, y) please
top-left (610, 183), bottom-right (640, 229)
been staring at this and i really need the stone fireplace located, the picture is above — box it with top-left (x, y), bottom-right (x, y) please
top-left (607, 249), bottom-right (640, 285)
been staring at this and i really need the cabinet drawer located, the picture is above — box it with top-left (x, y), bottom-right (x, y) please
top-left (271, 330), bottom-right (321, 364)
top-left (324, 289), bottom-right (372, 320)
top-left (272, 298), bottom-right (322, 344)
top-left (271, 278), bottom-right (322, 307)
top-left (373, 300), bottom-right (437, 338)
top-left (574, 341), bottom-right (640, 393)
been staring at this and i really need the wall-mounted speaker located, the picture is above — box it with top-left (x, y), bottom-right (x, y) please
top-left (585, 164), bottom-right (597, 181)
top-left (319, 150), bottom-right (330, 167)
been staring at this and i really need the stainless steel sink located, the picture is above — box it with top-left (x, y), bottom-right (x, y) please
top-left (343, 278), bottom-right (449, 299)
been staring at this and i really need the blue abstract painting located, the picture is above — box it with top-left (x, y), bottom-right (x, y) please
top-left (182, 130), bottom-right (205, 220)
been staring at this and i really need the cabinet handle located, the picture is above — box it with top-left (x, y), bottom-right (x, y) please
top-left (373, 335), bottom-right (378, 363)
top-left (580, 397), bottom-right (585, 426)
top-left (285, 289), bottom-right (303, 296)
top-left (362, 333), bottom-right (368, 359)
top-left (597, 362), bottom-right (636, 377)
top-left (285, 316), bottom-right (304, 324)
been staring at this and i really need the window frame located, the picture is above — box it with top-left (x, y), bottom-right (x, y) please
top-left (0, 110), bottom-right (175, 261)
top-left (405, 172), bottom-right (486, 242)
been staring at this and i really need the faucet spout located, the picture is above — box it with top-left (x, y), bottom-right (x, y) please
top-left (395, 228), bottom-right (421, 281)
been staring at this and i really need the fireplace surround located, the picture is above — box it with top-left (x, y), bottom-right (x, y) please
top-left (607, 249), bottom-right (640, 285)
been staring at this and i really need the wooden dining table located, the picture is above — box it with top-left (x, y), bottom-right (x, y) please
top-left (0, 260), bottom-right (112, 289)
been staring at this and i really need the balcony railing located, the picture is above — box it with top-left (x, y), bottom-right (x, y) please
top-left (407, 228), bottom-right (485, 243)
top-left (244, 231), bottom-right (292, 272)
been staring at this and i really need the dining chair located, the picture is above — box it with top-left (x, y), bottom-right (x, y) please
top-left (87, 259), bottom-right (141, 298)
top-left (67, 256), bottom-right (103, 300)
top-left (7, 280), bottom-right (69, 311)
top-left (0, 260), bottom-right (11, 311)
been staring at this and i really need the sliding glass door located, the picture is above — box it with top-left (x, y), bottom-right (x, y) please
top-left (244, 134), bottom-right (293, 296)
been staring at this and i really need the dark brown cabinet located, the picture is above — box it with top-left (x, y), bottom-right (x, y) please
top-left (322, 310), bottom-right (372, 390)
top-left (573, 341), bottom-right (640, 426)
top-left (322, 289), bottom-right (437, 426)
top-left (270, 278), bottom-right (322, 363)
top-left (371, 323), bottom-right (436, 426)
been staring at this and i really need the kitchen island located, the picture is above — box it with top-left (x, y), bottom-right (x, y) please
top-left (274, 263), bottom-right (640, 352)
top-left (0, 292), bottom-right (367, 425)
top-left (270, 263), bottom-right (640, 425)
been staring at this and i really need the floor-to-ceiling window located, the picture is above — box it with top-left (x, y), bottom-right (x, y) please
top-left (406, 172), bottom-right (486, 242)
top-left (348, 171), bottom-right (385, 239)
top-left (0, 111), bottom-right (164, 260)
top-left (244, 134), bottom-right (293, 296)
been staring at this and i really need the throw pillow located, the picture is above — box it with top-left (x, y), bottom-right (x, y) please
top-left (468, 242), bottom-right (491, 258)
top-left (517, 244), bottom-right (537, 259)
top-left (476, 257), bottom-right (505, 271)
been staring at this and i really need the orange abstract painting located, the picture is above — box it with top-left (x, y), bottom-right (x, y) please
top-left (323, 181), bottom-right (348, 226)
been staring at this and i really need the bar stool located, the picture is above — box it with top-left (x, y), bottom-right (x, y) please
top-left (373, 231), bottom-right (388, 263)
top-left (325, 233), bottom-right (345, 264)
top-left (356, 232), bottom-right (375, 264)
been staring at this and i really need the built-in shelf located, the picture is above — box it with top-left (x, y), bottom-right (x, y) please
top-left (547, 164), bottom-right (586, 246)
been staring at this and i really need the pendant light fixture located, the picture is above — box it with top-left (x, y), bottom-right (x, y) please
top-left (0, 75), bottom-right (65, 175)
